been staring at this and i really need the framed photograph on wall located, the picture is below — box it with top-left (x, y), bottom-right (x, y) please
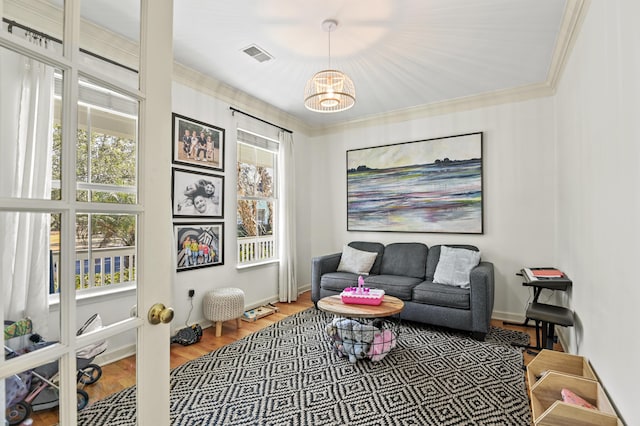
top-left (346, 132), bottom-right (483, 234)
top-left (172, 168), bottom-right (224, 219)
top-left (172, 113), bottom-right (225, 172)
top-left (174, 222), bottom-right (224, 271)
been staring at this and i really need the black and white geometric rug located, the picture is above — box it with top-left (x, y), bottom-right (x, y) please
top-left (78, 308), bottom-right (530, 425)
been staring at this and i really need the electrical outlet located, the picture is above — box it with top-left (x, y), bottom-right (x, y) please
top-left (188, 289), bottom-right (195, 298)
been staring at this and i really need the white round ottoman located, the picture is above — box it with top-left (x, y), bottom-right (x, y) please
top-left (203, 287), bottom-right (245, 336)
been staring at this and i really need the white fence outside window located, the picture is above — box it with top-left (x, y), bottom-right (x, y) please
top-left (237, 236), bottom-right (276, 264)
top-left (51, 246), bottom-right (136, 293)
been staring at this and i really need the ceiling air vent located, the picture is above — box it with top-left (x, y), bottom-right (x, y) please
top-left (242, 44), bottom-right (273, 63)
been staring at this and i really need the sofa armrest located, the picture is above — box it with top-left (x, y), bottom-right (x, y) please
top-left (469, 261), bottom-right (495, 333)
top-left (311, 252), bottom-right (342, 303)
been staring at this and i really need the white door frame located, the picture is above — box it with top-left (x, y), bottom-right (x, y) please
top-left (136, 1), bottom-right (174, 424)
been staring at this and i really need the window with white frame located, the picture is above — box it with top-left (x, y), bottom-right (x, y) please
top-left (50, 75), bottom-right (139, 294)
top-left (236, 129), bottom-right (278, 266)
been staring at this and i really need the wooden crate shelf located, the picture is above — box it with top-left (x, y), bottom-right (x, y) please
top-left (527, 349), bottom-right (596, 389)
top-left (529, 371), bottom-right (622, 426)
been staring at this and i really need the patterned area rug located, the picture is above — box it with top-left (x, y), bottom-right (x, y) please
top-left (78, 308), bottom-right (531, 425)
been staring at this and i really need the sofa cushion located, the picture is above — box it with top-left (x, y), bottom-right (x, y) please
top-left (412, 281), bottom-right (471, 310)
top-left (337, 245), bottom-right (378, 275)
top-left (348, 241), bottom-right (385, 275)
top-left (379, 243), bottom-right (428, 279)
top-left (364, 275), bottom-right (423, 301)
top-left (425, 244), bottom-right (479, 281)
top-left (433, 246), bottom-right (481, 288)
top-left (320, 272), bottom-right (359, 292)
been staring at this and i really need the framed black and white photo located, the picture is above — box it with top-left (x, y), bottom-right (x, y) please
top-left (174, 223), bottom-right (224, 271)
top-left (172, 168), bottom-right (224, 219)
top-left (172, 113), bottom-right (225, 172)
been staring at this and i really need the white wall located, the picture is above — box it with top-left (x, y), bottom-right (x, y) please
top-left (554, 1), bottom-right (639, 423)
top-left (47, 290), bottom-right (137, 363)
top-left (169, 82), bottom-right (312, 329)
top-left (303, 98), bottom-right (560, 322)
top-left (170, 82), bottom-right (277, 327)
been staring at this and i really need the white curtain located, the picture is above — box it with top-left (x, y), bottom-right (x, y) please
top-left (0, 47), bottom-right (54, 333)
top-left (278, 131), bottom-right (297, 302)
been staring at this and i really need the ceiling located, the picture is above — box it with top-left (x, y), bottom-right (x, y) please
top-left (172, 0), bottom-right (572, 128)
top-left (74, 0), bottom-right (576, 129)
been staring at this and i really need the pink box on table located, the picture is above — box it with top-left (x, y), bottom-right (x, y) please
top-left (340, 288), bottom-right (386, 305)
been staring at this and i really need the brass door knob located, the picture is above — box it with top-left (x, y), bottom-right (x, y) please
top-left (148, 303), bottom-right (174, 324)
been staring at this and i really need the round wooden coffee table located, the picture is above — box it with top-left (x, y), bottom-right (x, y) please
top-left (317, 294), bottom-right (404, 362)
top-left (317, 294), bottom-right (404, 318)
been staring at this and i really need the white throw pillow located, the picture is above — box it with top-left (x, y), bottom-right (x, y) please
top-left (433, 246), bottom-right (481, 288)
top-left (336, 245), bottom-right (378, 275)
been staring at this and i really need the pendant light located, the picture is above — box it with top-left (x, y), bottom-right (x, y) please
top-left (304, 19), bottom-right (356, 113)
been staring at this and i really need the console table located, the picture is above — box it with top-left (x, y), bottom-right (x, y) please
top-left (511, 268), bottom-right (573, 351)
top-left (521, 268), bottom-right (572, 302)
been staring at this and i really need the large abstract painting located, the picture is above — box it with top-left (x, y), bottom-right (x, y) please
top-left (347, 132), bottom-right (483, 234)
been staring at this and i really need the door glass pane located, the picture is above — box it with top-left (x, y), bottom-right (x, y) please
top-left (76, 77), bottom-right (138, 204)
top-left (76, 329), bottom-right (137, 423)
top-left (4, 358), bottom-right (61, 425)
top-left (0, 47), bottom-right (62, 201)
top-left (80, 0), bottom-right (140, 80)
top-left (4, 328), bottom-right (139, 424)
top-left (2, 0), bottom-right (64, 49)
top-left (52, 77), bottom-right (64, 201)
top-left (2, 211), bottom-right (61, 343)
top-left (75, 213), bottom-right (137, 325)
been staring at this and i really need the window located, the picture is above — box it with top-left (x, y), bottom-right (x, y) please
top-left (50, 75), bottom-right (139, 294)
top-left (236, 129), bottom-right (278, 265)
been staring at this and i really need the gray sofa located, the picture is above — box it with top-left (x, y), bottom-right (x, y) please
top-left (311, 241), bottom-right (495, 340)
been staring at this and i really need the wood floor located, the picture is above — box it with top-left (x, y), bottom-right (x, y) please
top-left (30, 290), bottom-right (556, 425)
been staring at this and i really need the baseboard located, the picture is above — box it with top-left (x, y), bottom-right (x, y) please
top-left (556, 327), bottom-right (570, 353)
top-left (297, 284), bottom-right (311, 294)
top-left (98, 300), bottom-right (531, 367)
top-left (98, 287), bottom-right (314, 363)
top-left (491, 310), bottom-right (526, 324)
top-left (174, 286), bottom-right (312, 335)
top-left (94, 344), bottom-right (136, 366)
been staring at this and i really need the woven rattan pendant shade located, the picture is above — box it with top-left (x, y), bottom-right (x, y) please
top-left (304, 20), bottom-right (355, 113)
top-left (304, 69), bottom-right (355, 113)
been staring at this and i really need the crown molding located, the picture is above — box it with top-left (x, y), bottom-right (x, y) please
top-left (547, 0), bottom-right (590, 89)
top-left (6, 0), bottom-right (589, 139)
top-left (172, 63), bottom-right (313, 136)
top-left (305, 0), bottom-right (590, 137)
top-left (307, 82), bottom-right (556, 136)
top-left (172, 61), bottom-right (558, 138)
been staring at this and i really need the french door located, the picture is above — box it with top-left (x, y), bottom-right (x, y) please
top-left (1, 1), bottom-right (173, 424)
